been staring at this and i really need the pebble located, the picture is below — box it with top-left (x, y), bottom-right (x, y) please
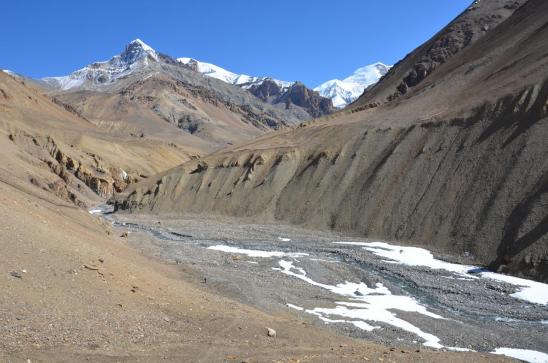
top-left (266, 327), bottom-right (276, 337)
top-left (10, 271), bottom-right (23, 279)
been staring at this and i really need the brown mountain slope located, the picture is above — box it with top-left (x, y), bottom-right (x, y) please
top-left (114, 0), bottom-right (548, 282)
top-left (350, 0), bottom-right (527, 109)
top-left (43, 40), bottom-right (323, 150)
top-left (0, 71), bottom-right (208, 206)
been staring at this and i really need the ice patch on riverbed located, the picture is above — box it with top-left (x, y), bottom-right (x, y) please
top-left (335, 242), bottom-right (548, 305)
top-left (207, 245), bottom-right (308, 258)
top-left (275, 259), bottom-right (450, 349)
top-left (491, 348), bottom-right (548, 363)
top-left (89, 209), bottom-right (102, 214)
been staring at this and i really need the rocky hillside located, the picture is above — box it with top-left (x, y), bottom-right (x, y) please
top-left (41, 40), bottom-right (318, 150)
top-left (247, 80), bottom-right (334, 118)
top-left (114, 0), bottom-right (548, 282)
top-left (351, 0), bottom-right (528, 109)
top-left (0, 71), bottom-right (201, 208)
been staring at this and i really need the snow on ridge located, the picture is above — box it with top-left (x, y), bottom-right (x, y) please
top-left (177, 57), bottom-right (293, 89)
top-left (2, 69), bottom-right (19, 77)
top-left (314, 62), bottom-right (391, 108)
top-left (42, 39), bottom-right (160, 90)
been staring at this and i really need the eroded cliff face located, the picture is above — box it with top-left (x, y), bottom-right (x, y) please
top-left (8, 131), bottom-right (134, 206)
top-left (115, 82), bottom-right (548, 282)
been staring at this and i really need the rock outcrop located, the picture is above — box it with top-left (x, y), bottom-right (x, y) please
top-left (248, 81), bottom-right (334, 118)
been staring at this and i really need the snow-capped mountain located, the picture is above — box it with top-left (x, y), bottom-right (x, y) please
top-left (314, 63), bottom-right (391, 108)
top-left (42, 39), bottom-right (161, 90)
top-left (177, 57), bottom-right (334, 118)
top-left (177, 57), bottom-right (292, 90)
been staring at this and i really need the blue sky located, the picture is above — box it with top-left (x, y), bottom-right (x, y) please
top-left (1, 0), bottom-right (471, 87)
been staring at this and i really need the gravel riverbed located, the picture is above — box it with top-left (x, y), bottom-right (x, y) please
top-left (94, 206), bottom-right (548, 361)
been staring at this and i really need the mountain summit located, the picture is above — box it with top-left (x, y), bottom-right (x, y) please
top-left (42, 39), bottom-right (163, 90)
top-left (314, 63), bottom-right (391, 108)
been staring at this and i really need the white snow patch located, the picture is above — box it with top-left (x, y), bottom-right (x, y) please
top-left (207, 245), bottom-right (308, 258)
top-left (481, 271), bottom-right (548, 305)
top-left (491, 348), bottom-right (548, 363)
top-left (286, 303), bottom-right (304, 311)
top-left (278, 237), bottom-right (291, 242)
top-left (89, 209), bottom-right (102, 214)
top-left (275, 259), bottom-right (447, 349)
top-left (335, 241), bottom-right (548, 305)
top-left (177, 57), bottom-right (292, 89)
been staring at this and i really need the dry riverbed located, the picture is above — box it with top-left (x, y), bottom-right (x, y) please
top-left (97, 205), bottom-right (548, 363)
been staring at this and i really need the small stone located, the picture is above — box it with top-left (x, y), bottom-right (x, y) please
top-left (10, 271), bottom-right (23, 279)
top-left (120, 231), bottom-right (129, 238)
top-left (266, 327), bottom-right (276, 337)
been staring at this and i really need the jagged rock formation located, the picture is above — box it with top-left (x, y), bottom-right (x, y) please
top-left (114, 0), bottom-right (548, 282)
top-left (248, 81), bottom-right (334, 118)
top-left (178, 57), bottom-right (335, 117)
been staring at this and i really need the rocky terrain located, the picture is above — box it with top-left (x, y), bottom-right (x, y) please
top-left (42, 40), bottom-right (330, 150)
top-left (115, 0), bottom-right (548, 283)
top-left (179, 57), bottom-right (336, 117)
top-left (1, 0), bottom-right (547, 361)
top-left (90, 208), bottom-right (548, 360)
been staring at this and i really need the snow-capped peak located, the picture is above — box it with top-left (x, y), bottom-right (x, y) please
top-left (177, 57), bottom-right (292, 89)
top-left (123, 39), bottom-right (159, 63)
top-left (42, 39), bottom-right (161, 90)
top-left (314, 62), bottom-right (391, 108)
top-left (129, 39), bottom-right (155, 53)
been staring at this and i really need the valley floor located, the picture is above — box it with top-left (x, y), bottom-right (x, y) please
top-left (0, 179), bottom-right (523, 362)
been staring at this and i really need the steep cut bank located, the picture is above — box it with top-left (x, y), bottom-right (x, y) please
top-left (114, 0), bottom-right (548, 282)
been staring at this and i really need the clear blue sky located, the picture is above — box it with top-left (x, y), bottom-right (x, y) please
top-left (1, 0), bottom-right (471, 87)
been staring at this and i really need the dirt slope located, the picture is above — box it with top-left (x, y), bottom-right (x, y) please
top-left (115, 0), bottom-right (548, 282)
top-left (0, 71), bottom-right (209, 206)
